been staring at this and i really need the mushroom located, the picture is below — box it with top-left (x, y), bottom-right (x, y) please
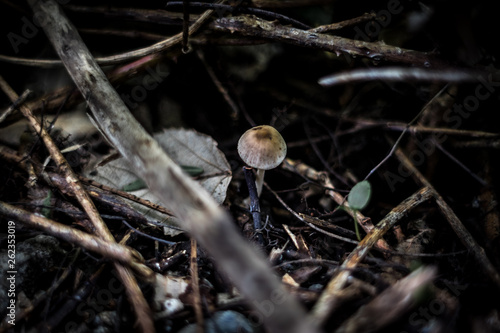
top-left (237, 125), bottom-right (287, 197)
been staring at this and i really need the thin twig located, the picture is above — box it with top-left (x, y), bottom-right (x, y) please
top-left (303, 120), bottom-right (349, 187)
top-left (309, 12), bottom-right (376, 33)
top-left (0, 89), bottom-right (31, 124)
top-left (394, 147), bottom-right (500, 289)
top-left (265, 183), bottom-right (359, 245)
top-left (0, 201), bottom-right (142, 264)
top-left (282, 158), bottom-right (392, 251)
top-left (166, 1), bottom-right (311, 29)
top-left (65, 5), bottom-right (187, 25)
top-left (40, 227), bottom-right (135, 331)
top-left (190, 238), bottom-right (204, 333)
top-left (319, 67), bottom-right (483, 86)
top-left (337, 117), bottom-right (499, 138)
top-left (310, 187), bottom-right (434, 325)
top-left (79, 175), bottom-right (176, 216)
top-left (363, 84), bottom-right (448, 180)
top-left (122, 220), bottom-right (177, 245)
top-left (0, 2), bottom-right (217, 68)
top-left (196, 49), bottom-right (240, 120)
top-left (335, 266), bottom-right (437, 333)
top-left (273, 258), bottom-right (339, 269)
top-left (432, 139), bottom-right (487, 186)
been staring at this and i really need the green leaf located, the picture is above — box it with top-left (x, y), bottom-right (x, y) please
top-left (42, 189), bottom-right (53, 218)
top-left (122, 178), bottom-right (147, 192)
top-left (122, 165), bottom-right (204, 191)
top-left (348, 180), bottom-right (372, 210)
top-left (180, 165), bottom-right (204, 177)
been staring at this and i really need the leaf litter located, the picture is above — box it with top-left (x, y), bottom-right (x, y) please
top-left (84, 128), bottom-right (232, 235)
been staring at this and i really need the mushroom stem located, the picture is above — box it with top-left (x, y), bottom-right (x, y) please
top-left (243, 167), bottom-right (264, 245)
top-left (255, 168), bottom-right (265, 197)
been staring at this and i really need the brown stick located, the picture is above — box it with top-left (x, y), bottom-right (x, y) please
top-left (0, 201), bottom-right (142, 264)
top-left (309, 13), bottom-right (377, 33)
top-left (212, 15), bottom-right (448, 68)
top-left (265, 183), bottom-right (359, 245)
top-left (190, 239), bottom-right (204, 333)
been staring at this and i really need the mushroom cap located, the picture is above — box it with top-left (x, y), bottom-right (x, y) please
top-left (237, 125), bottom-right (287, 170)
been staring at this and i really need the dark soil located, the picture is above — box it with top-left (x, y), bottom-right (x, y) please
top-left (1, 1), bottom-right (500, 332)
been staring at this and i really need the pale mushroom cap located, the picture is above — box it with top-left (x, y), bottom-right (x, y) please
top-left (237, 125), bottom-right (287, 170)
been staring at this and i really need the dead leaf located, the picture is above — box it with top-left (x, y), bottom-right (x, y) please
top-left (84, 128), bottom-right (232, 234)
top-left (154, 129), bottom-right (232, 203)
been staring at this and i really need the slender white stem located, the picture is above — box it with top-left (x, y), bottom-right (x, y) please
top-left (255, 169), bottom-right (265, 197)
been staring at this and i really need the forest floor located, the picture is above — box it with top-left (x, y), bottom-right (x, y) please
top-left (1, 1), bottom-right (500, 332)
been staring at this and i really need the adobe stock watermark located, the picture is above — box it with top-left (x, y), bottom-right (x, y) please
top-left (120, 63), bottom-right (169, 109)
top-left (383, 73), bottom-right (500, 192)
top-left (247, 287), bottom-right (289, 328)
top-left (402, 278), bottom-right (467, 332)
top-left (214, 0), bottom-right (244, 18)
top-left (5, 221), bottom-right (17, 327)
top-left (7, 0), bottom-right (72, 54)
top-left (164, 0), bottom-right (244, 18)
top-left (271, 106), bottom-right (290, 132)
top-left (339, 0), bottom-right (405, 65)
top-left (353, 0), bottom-right (404, 43)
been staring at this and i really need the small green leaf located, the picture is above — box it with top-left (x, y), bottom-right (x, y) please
top-left (122, 165), bottom-right (204, 191)
top-left (180, 165), bottom-right (204, 177)
top-left (122, 179), bottom-right (147, 192)
top-left (42, 190), bottom-right (53, 218)
top-left (348, 180), bottom-right (372, 210)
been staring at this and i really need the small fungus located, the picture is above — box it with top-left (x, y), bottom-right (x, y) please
top-left (237, 125), bottom-right (287, 196)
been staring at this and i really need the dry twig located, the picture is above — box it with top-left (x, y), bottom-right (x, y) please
top-left (190, 239), bottom-right (204, 333)
top-left (394, 147), bottom-right (500, 289)
top-left (0, 201), bottom-right (142, 264)
top-left (212, 15), bottom-right (448, 67)
top-left (311, 186), bottom-right (434, 325)
top-left (0, 0), bottom-right (217, 68)
top-left (319, 67), bottom-right (484, 86)
top-left (265, 182), bottom-right (359, 245)
top-left (309, 12), bottom-right (377, 33)
top-left (283, 158), bottom-right (391, 251)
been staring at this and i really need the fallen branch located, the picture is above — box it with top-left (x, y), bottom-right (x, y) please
top-left (212, 15), bottom-right (448, 67)
top-left (0, 201), bottom-right (143, 265)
